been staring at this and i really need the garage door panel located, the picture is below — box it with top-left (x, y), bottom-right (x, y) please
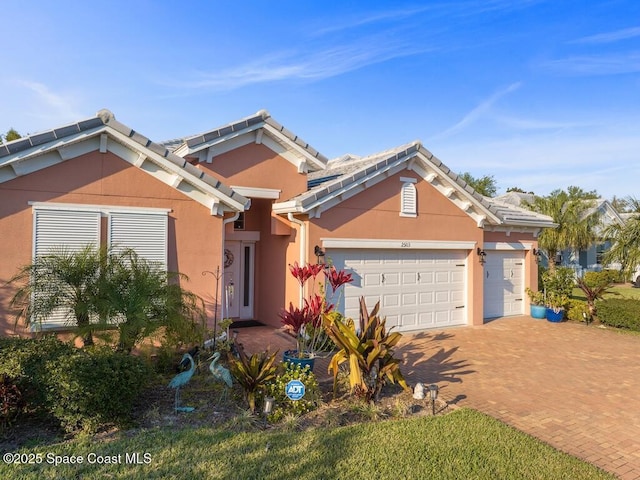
top-left (363, 273), bottom-right (381, 287)
top-left (402, 292), bottom-right (417, 305)
top-left (384, 273), bottom-right (400, 286)
top-left (329, 248), bottom-right (468, 332)
top-left (384, 294), bottom-right (400, 307)
top-left (402, 272), bottom-right (417, 284)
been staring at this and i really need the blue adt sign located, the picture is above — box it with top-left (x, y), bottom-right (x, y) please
top-left (285, 379), bottom-right (305, 401)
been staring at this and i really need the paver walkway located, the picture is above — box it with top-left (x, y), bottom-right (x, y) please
top-left (398, 317), bottom-right (640, 480)
top-left (238, 318), bottom-right (640, 479)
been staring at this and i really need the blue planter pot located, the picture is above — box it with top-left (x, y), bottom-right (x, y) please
top-left (283, 350), bottom-right (315, 371)
top-left (546, 308), bottom-right (564, 323)
top-left (530, 305), bottom-right (547, 319)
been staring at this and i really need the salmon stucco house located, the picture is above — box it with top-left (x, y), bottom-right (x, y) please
top-left (0, 109), bottom-right (555, 337)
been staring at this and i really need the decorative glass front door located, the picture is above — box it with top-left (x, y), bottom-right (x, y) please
top-left (223, 241), bottom-right (255, 319)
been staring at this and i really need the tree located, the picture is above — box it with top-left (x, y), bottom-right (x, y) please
top-left (100, 249), bottom-right (206, 352)
top-left (9, 245), bottom-right (104, 345)
top-left (506, 186), bottom-right (535, 194)
top-left (9, 246), bottom-right (205, 351)
top-left (525, 187), bottom-right (602, 272)
top-left (603, 196), bottom-right (640, 282)
top-left (1, 128), bottom-right (22, 143)
top-left (458, 172), bottom-right (497, 197)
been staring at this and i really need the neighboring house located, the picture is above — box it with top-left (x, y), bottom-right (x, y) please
top-left (0, 109), bottom-right (555, 337)
top-left (495, 192), bottom-right (631, 277)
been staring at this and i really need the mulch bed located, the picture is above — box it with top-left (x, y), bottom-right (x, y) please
top-left (2, 362), bottom-right (450, 451)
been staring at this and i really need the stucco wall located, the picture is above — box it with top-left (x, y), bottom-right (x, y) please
top-left (199, 143), bottom-right (308, 328)
top-left (0, 151), bottom-right (223, 337)
top-left (306, 171), bottom-right (485, 326)
top-left (197, 143), bottom-right (308, 201)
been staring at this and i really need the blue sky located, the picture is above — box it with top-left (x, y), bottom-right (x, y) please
top-left (1, 1), bottom-right (639, 200)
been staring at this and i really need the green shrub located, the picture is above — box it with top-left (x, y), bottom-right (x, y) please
top-left (0, 374), bottom-right (23, 428)
top-left (542, 267), bottom-right (575, 297)
top-left (46, 347), bottom-right (151, 432)
top-left (596, 299), bottom-right (640, 331)
top-left (602, 269), bottom-right (625, 284)
top-left (0, 336), bottom-right (73, 411)
top-left (266, 362), bottom-right (320, 422)
top-left (567, 300), bottom-right (590, 322)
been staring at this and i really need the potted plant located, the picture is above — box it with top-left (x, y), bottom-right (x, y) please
top-left (279, 262), bottom-right (352, 370)
top-left (545, 292), bottom-right (569, 323)
top-left (525, 287), bottom-right (546, 319)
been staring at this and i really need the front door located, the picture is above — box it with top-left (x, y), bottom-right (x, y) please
top-left (223, 241), bottom-right (255, 319)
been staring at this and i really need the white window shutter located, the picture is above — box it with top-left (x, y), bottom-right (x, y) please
top-left (32, 208), bottom-right (101, 328)
top-left (34, 209), bottom-right (101, 256)
top-left (108, 212), bottom-right (168, 270)
top-left (400, 182), bottom-right (417, 217)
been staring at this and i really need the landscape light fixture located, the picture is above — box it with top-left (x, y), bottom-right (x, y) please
top-left (263, 396), bottom-right (275, 426)
top-left (477, 248), bottom-right (487, 265)
top-left (428, 384), bottom-right (439, 415)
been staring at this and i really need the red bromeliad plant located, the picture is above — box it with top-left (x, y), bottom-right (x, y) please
top-left (326, 266), bottom-right (353, 293)
top-left (279, 262), bottom-right (352, 358)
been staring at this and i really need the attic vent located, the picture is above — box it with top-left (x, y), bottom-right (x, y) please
top-left (400, 178), bottom-right (417, 217)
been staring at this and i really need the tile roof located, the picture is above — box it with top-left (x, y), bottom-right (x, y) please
top-left (288, 141), bottom-right (555, 228)
top-left (0, 117), bottom-right (105, 158)
top-left (167, 110), bottom-right (329, 168)
top-left (0, 110), bottom-right (250, 211)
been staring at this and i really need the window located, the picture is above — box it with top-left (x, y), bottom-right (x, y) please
top-left (31, 203), bottom-right (169, 328)
top-left (400, 177), bottom-right (417, 217)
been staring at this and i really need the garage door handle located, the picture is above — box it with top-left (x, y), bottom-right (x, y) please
top-left (382, 273), bottom-right (385, 283)
top-left (511, 270), bottom-right (514, 278)
top-left (486, 271), bottom-right (489, 278)
top-left (417, 272), bottom-right (421, 281)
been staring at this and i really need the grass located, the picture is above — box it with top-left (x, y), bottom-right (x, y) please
top-left (0, 409), bottom-right (614, 480)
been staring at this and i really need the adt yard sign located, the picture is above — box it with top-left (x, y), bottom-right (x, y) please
top-left (285, 380), bottom-right (305, 401)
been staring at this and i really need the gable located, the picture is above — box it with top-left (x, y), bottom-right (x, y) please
top-left (1, 151), bottom-right (197, 204)
top-left (172, 110), bottom-right (327, 174)
top-left (310, 170), bottom-right (479, 241)
top-left (195, 143), bottom-right (308, 200)
top-left (276, 141), bottom-right (555, 237)
top-left (0, 111), bottom-right (250, 216)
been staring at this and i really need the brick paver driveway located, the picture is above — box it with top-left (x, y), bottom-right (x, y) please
top-left (398, 317), bottom-right (640, 480)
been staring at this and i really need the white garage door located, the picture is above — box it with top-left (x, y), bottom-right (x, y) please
top-left (328, 249), bottom-right (468, 332)
top-left (483, 250), bottom-right (525, 318)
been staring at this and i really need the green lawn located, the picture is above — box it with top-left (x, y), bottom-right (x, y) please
top-left (1, 409), bottom-right (613, 480)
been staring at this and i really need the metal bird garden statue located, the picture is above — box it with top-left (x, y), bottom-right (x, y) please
top-left (209, 351), bottom-right (233, 402)
top-left (168, 353), bottom-right (196, 413)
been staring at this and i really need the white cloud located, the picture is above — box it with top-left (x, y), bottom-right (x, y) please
top-left (15, 80), bottom-right (83, 123)
top-left (539, 53), bottom-right (640, 76)
top-left (429, 82), bottom-right (522, 140)
top-left (571, 26), bottom-right (640, 44)
top-left (167, 39), bottom-right (429, 91)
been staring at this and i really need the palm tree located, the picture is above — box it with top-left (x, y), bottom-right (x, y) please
top-left (9, 246), bottom-right (206, 351)
top-left (98, 249), bottom-right (206, 352)
top-left (603, 196), bottom-right (640, 282)
top-left (525, 187), bottom-right (602, 272)
top-left (9, 245), bottom-right (105, 345)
